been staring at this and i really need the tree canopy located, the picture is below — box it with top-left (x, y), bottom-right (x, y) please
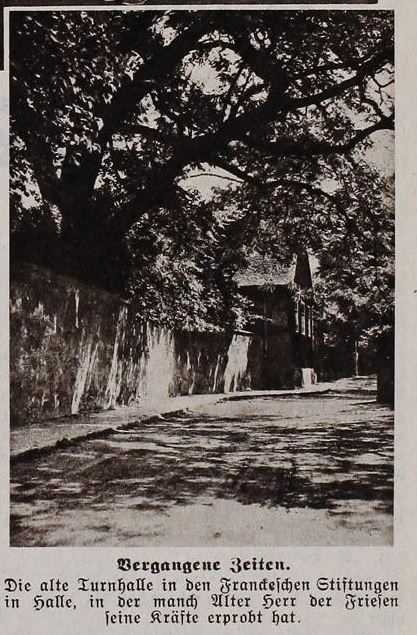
top-left (11, 10), bottom-right (394, 334)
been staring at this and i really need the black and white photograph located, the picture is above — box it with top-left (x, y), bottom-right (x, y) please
top-left (0, 3), bottom-right (380, 72)
top-left (9, 9), bottom-right (394, 548)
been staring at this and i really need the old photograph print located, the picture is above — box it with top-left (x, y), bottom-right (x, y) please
top-left (0, 2), bottom-right (379, 71)
top-left (9, 10), bottom-right (394, 547)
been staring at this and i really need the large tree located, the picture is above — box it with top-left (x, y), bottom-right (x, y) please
top-left (208, 157), bottom-right (394, 364)
top-left (11, 10), bottom-right (394, 297)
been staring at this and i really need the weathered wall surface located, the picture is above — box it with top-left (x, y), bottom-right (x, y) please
top-left (172, 331), bottom-right (263, 396)
top-left (264, 332), bottom-right (296, 389)
top-left (10, 264), bottom-right (263, 426)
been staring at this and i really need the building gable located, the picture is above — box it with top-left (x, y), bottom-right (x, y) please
top-left (235, 251), bottom-right (313, 290)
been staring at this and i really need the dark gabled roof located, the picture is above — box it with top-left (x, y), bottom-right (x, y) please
top-left (234, 252), bottom-right (313, 290)
top-left (234, 253), bottom-right (297, 288)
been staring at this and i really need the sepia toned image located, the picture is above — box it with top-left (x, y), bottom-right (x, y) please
top-left (9, 9), bottom-right (394, 548)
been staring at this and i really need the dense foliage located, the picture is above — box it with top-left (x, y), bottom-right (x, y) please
top-left (11, 10), bottom-right (394, 334)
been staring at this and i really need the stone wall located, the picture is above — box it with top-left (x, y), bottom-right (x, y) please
top-left (10, 264), bottom-right (263, 426)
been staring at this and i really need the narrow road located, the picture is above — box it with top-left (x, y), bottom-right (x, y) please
top-left (10, 377), bottom-right (393, 547)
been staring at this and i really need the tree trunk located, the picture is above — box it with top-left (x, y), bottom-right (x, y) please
top-left (58, 196), bottom-right (130, 293)
top-left (353, 338), bottom-right (359, 377)
top-left (377, 329), bottom-right (394, 406)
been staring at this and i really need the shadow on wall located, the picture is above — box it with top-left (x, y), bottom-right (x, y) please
top-left (10, 263), bottom-right (263, 425)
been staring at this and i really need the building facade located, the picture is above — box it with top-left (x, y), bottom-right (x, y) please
top-left (235, 252), bottom-right (317, 389)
